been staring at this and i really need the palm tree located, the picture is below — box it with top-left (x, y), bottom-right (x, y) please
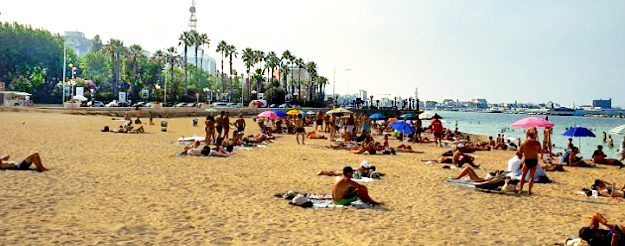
top-left (164, 46), bottom-right (180, 103)
top-left (241, 48), bottom-right (254, 99)
top-left (178, 30), bottom-right (195, 95)
top-left (295, 57), bottom-right (304, 103)
top-left (226, 44), bottom-right (237, 77)
top-left (314, 76), bottom-right (328, 103)
top-left (197, 33), bottom-right (210, 88)
top-left (265, 51), bottom-right (279, 85)
top-left (281, 50), bottom-right (293, 94)
top-left (253, 50), bottom-right (265, 92)
top-left (103, 39), bottom-right (126, 97)
top-left (127, 44), bottom-right (146, 83)
top-left (305, 61), bottom-right (317, 103)
top-left (216, 40), bottom-right (228, 75)
top-left (151, 50), bottom-right (166, 91)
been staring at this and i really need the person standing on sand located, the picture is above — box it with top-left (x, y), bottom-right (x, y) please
top-left (332, 166), bottom-right (383, 205)
top-left (295, 114), bottom-right (306, 145)
top-left (315, 111), bottom-right (324, 132)
top-left (234, 113), bottom-right (246, 135)
top-left (223, 112), bottom-right (232, 141)
top-left (619, 136), bottom-right (625, 162)
top-left (430, 116), bottom-right (443, 147)
top-left (517, 131), bottom-right (543, 195)
top-left (543, 127), bottom-right (553, 156)
top-left (323, 114), bottom-right (331, 132)
top-left (205, 115), bottom-right (216, 144)
top-left (215, 111), bottom-right (224, 139)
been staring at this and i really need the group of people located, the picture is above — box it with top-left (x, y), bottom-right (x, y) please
top-left (204, 111), bottom-right (247, 145)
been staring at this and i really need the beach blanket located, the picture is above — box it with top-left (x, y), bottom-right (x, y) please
top-left (274, 192), bottom-right (377, 209)
top-left (177, 136), bottom-right (205, 144)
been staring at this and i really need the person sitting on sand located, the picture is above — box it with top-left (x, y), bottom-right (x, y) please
top-left (318, 160), bottom-right (384, 178)
top-left (593, 145), bottom-right (624, 167)
top-left (450, 166), bottom-right (505, 182)
top-left (332, 166), bottom-right (384, 206)
top-left (453, 144), bottom-right (479, 168)
top-left (134, 115), bottom-right (142, 125)
top-left (0, 153), bottom-right (48, 172)
top-left (578, 213), bottom-right (625, 245)
top-left (569, 147), bottom-right (595, 167)
top-left (353, 137), bottom-right (377, 155)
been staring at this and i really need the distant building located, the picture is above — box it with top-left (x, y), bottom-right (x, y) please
top-left (425, 101), bottom-right (437, 109)
top-left (592, 98), bottom-right (611, 109)
top-left (188, 48), bottom-right (217, 74)
top-left (470, 98), bottom-right (488, 109)
top-left (64, 31), bottom-right (92, 56)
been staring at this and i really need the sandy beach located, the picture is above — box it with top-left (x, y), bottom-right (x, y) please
top-left (2, 111), bottom-right (625, 245)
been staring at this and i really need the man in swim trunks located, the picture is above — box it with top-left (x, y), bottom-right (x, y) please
top-left (295, 114), bottom-right (305, 145)
top-left (0, 153), bottom-right (49, 172)
top-left (215, 111), bottom-right (224, 139)
top-left (517, 131), bottom-right (543, 194)
top-left (223, 112), bottom-right (232, 141)
top-left (332, 166), bottom-right (383, 205)
top-left (579, 213), bottom-right (625, 245)
top-left (234, 113), bottom-right (246, 135)
top-left (315, 111), bottom-right (324, 132)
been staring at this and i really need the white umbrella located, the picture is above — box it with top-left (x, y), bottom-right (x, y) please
top-left (610, 124), bottom-right (625, 135)
top-left (72, 95), bottom-right (88, 101)
top-left (419, 111), bottom-right (435, 120)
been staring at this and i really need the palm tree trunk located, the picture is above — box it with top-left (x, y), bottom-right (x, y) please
top-left (200, 48), bottom-right (204, 87)
top-left (195, 47), bottom-right (199, 88)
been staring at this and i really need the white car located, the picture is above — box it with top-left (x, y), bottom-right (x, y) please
top-left (212, 102), bottom-right (228, 108)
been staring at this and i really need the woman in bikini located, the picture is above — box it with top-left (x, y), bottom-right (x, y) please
top-left (205, 115), bottom-right (216, 144)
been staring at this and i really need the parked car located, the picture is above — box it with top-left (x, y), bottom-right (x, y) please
top-left (279, 103), bottom-right (290, 108)
top-left (185, 103), bottom-right (196, 107)
top-left (227, 103), bottom-right (238, 108)
top-left (212, 102), bottom-right (228, 108)
top-left (87, 101), bottom-right (104, 107)
top-left (131, 102), bottom-right (146, 108)
top-left (118, 102), bottom-right (130, 107)
top-left (105, 100), bottom-right (118, 107)
top-left (163, 102), bottom-right (174, 107)
top-left (175, 103), bottom-right (186, 107)
top-left (269, 104), bottom-right (277, 108)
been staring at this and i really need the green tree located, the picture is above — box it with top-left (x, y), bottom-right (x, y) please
top-left (103, 39), bottom-right (127, 97)
top-left (305, 61), bottom-right (317, 103)
top-left (216, 40), bottom-right (228, 75)
top-left (164, 46), bottom-right (180, 103)
top-left (241, 48), bottom-right (254, 99)
top-left (226, 44), bottom-right (237, 77)
top-left (91, 34), bottom-right (103, 52)
top-left (295, 57), bottom-right (304, 103)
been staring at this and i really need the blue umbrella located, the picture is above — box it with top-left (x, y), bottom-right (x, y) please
top-left (562, 126), bottom-right (595, 150)
top-left (391, 121), bottom-right (415, 135)
top-left (273, 110), bottom-right (287, 117)
top-left (399, 113), bottom-right (416, 119)
top-left (369, 113), bottom-right (387, 120)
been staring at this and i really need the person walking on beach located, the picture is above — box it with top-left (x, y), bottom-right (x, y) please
top-left (295, 114), bottom-right (305, 145)
top-left (517, 130), bottom-right (543, 195)
top-left (430, 116), bottom-right (443, 147)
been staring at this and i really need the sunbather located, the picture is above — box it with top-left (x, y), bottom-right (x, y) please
top-left (450, 166), bottom-right (504, 182)
top-left (453, 144), bottom-right (480, 168)
top-left (579, 213), bottom-right (625, 245)
top-left (318, 160), bottom-right (384, 178)
top-left (569, 147), bottom-right (595, 167)
top-left (307, 131), bottom-right (327, 139)
top-left (332, 166), bottom-right (384, 206)
top-left (593, 145), bottom-right (624, 167)
top-left (0, 153), bottom-right (48, 172)
top-left (353, 137), bottom-right (377, 155)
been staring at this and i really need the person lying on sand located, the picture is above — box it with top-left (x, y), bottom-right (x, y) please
top-left (332, 166), bottom-right (384, 206)
top-left (307, 131), bottom-right (327, 139)
top-left (578, 213), bottom-right (625, 245)
top-left (318, 160), bottom-right (385, 178)
top-left (450, 166), bottom-right (505, 182)
top-left (114, 121), bottom-right (145, 133)
top-left (593, 145), bottom-right (624, 168)
top-left (179, 141), bottom-right (229, 157)
top-left (0, 153), bottom-right (49, 172)
top-left (583, 180), bottom-right (625, 199)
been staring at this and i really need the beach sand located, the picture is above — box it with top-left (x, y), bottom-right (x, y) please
top-left (1, 111), bottom-right (625, 245)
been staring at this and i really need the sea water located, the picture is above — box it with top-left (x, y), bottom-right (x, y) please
top-left (429, 111), bottom-right (625, 158)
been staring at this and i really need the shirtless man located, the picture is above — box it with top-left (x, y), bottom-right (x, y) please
top-left (223, 112), bottom-right (232, 141)
top-left (215, 111), bottom-right (224, 139)
top-left (0, 153), bottom-right (48, 172)
top-left (517, 131), bottom-right (543, 194)
top-left (315, 111), bottom-right (324, 132)
top-left (323, 114), bottom-right (331, 132)
top-left (579, 213), bottom-right (625, 245)
top-left (592, 145), bottom-right (624, 167)
top-left (234, 113), bottom-right (246, 135)
top-left (295, 114), bottom-right (305, 145)
top-left (331, 166), bottom-right (383, 205)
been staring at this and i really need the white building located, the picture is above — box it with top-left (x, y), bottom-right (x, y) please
top-left (188, 47), bottom-right (217, 74)
top-left (64, 31), bottom-right (91, 56)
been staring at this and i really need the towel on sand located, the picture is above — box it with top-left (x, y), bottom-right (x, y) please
top-left (274, 192), bottom-right (375, 209)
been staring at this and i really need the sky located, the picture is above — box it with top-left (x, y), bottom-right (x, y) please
top-left (2, 0), bottom-right (624, 107)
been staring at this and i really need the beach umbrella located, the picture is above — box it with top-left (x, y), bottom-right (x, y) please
top-left (562, 126), bottom-right (596, 150)
top-left (399, 113), bottom-right (416, 119)
top-left (326, 108), bottom-right (353, 115)
top-left (609, 125), bottom-right (625, 135)
top-left (306, 111), bottom-right (316, 115)
top-left (391, 121), bottom-right (415, 135)
top-left (258, 111), bottom-right (280, 120)
top-left (273, 110), bottom-right (287, 117)
top-left (419, 111), bottom-right (439, 120)
top-left (511, 117), bottom-right (555, 128)
top-left (287, 109), bottom-right (302, 115)
top-left (369, 113), bottom-right (386, 120)
top-left (388, 117), bottom-right (398, 123)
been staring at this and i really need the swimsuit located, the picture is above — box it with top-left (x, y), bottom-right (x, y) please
top-left (296, 127), bottom-right (305, 133)
top-left (237, 127), bottom-right (245, 133)
top-left (525, 159), bottom-right (538, 169)
top-left (335, 191), bottom-right (358, 205)
top-left (316, 119), bottom-right (323, 125)
top-left (18, 161), bottom-right (31, 170)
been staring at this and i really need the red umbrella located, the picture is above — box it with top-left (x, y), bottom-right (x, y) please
top-left (511, 117), bottom-right (554, 128)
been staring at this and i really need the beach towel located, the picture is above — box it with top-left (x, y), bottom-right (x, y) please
top-left (177, 136), bottom-right (205, 144)
top-left (274, 192), bottom-right (377, 209)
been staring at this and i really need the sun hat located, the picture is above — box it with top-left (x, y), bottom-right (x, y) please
top-left (457, 143), bottom-right (465, 148)
top-left (360, 160), bottom-right (370, 168)
top-left (292, 194), bottom-right (308, 206)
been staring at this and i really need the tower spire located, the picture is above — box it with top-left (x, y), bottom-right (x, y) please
top-left (189, 0), bottom-right (197, 31)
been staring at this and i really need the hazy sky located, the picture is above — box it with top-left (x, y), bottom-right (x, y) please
top-left (2, 1), bottom-right (624, 107)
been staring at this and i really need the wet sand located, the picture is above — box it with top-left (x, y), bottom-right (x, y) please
top-left (1, 111), bottom-right (625, 245)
